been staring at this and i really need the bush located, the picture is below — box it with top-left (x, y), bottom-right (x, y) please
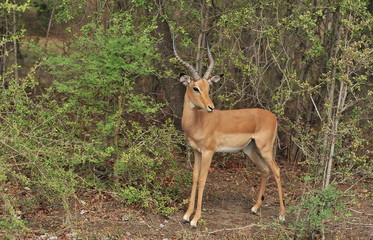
top-left (0, 11), bottom-right (190, 238)
top-left (115, 120), bottom-right (190, 216)
top-left (290, 185), bottom-right (349, 239)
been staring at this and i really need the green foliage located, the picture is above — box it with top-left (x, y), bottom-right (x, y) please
top-left (46, 12), bottom-right (159, 119)
top-left (0, 216), bottom-right (28, 240)
top-left (290, 186), bottom-right (348, 238)
top-left (53, 0), bottom-right (85, 23)
top-left (0, 193), bottom-right (28, 239)
top-left (41, 11), bottom-right (188, 216)
top-left (0, 3), bottom-right (32, 235)
top-left (0, 0), bottom-right (29, 12)
top-left (115, 120), bottom-right (190, 216)
top-left (0, 67), bottom-right (91, 228)
top-left (0, 7), bottom-right (189, 238)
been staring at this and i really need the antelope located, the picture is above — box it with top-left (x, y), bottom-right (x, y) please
top-left (173, 36), bottom-right (285, 228)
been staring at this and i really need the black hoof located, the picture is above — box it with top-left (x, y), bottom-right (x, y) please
top-left (190, 225), bottom-right (197, 230)
top-left (250, 210), bottom-right (257, 215)
top-left (181, 219), bottom-right (189, 224)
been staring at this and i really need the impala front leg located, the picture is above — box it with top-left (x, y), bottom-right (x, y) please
top-left (183, 150), bottom-right (201, 223)
top-left (190, 150), bottom-right (214, 228)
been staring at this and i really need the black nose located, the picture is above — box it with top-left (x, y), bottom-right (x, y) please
top-left (208, 106), bottom-right (214, 112)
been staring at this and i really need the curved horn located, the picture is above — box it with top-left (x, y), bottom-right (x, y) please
top-left (172, 34), bottom-right (201, 81)
top-left (203, 38), bottom-right (214, 79)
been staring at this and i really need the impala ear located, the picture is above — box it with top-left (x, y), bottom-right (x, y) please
top-left (208, 74), bottom-right (223, 85)
top-left (180, 74), bottom-right (192, 86)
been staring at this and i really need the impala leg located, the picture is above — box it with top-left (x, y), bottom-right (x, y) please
top-left (267, 160), bottom-right (286, 221)
top-left (183, 150), bottom-right (201, 223)
top-left (259, 147), bottom-right (286, 221)
top-left (251, 171), bottom-right (269, 214)
top-left (244, 143), bottom-right (270, 214)
top-left (190, 150), bottom-right (213, 228)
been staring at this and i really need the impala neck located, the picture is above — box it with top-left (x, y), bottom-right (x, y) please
top-left (181, 93), bottom-right (199, 135)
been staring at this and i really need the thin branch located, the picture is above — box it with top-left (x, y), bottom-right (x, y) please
top-left (0, 139), bottom-right (26, 158)
top-left (12, 0), bottom-right (19, 83)
top-left (44, 4), bottom-right (56, 53)
top-left (343, 176), bottom-right (366, 193)
top-left (348, 208), bottom-right (373, 216)
top-left (206, 223), bottom-right (272, 235)
top-left (310, 94), bottom-right (323, 121)
top-left (347, 222), bottom-right (373, 227)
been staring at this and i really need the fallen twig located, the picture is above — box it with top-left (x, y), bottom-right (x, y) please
top-left (347, 222), bottom-right (373, 228)
top-left (206, 223), bottom-right (272, 235)
top-left (348, 208), bottom-right (373, 216)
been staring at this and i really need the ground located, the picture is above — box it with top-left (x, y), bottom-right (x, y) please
top-left (4, 158), bottom-right (373, 239)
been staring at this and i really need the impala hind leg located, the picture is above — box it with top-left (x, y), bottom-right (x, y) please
top-left (244, 142), bottom-right (270, 214)
top-left (265, 157), bottom-right (286, 222)
top-left (256, 140), bottom-right (286, 222)
top-left (183, 150), bottom-right (201, 223)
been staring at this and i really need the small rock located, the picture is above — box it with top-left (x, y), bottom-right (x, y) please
top-left (122, 216), bottom-right (129, 221)
top-left (66, 232), bottom-right (77, 237)
top-left (160, 223), bottom-right (165, 228)
top-left (80, 210), bottom-right (88, 215)
top-left (17, 210), bottom-right (22, 219)
top-left (38, 234), bottom-right (48, 239)
top-left (24, 187), bottom-right (31, 191)
top-left (125, 232), bottom-right (131, 237)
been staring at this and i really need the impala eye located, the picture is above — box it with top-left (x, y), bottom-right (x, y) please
top-left (192, 87), bottom-right (200, 93)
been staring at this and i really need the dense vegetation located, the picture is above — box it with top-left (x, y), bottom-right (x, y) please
top-left (0, 0), bottom-right (371, 239)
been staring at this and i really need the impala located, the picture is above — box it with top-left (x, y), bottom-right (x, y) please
top-left (173, 36), bottom-right (285, 228)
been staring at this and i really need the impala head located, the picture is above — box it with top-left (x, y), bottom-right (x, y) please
top-left (173, 35), bottom-right (221, 112)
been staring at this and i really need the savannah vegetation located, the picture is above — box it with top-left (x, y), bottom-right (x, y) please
top-left (0, 0), bottom-right (372, 239)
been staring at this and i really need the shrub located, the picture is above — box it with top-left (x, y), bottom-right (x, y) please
top-left (115, 120), bottom-right (190, 216)
top-left (0, 11), bottom-right (190, 239)
top-left (290, 185), bottom-right (349, 239)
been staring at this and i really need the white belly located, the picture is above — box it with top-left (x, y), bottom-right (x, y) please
top-left (216, 138), bottom-right (252, 153)
top-left (216, 147), bottom-right (245, 153)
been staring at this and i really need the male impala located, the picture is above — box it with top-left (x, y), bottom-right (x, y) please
top-left (173, 37), bottom-right (285, 228)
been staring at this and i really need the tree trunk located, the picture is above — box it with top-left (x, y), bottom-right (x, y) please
top-left (155, 18), bottom-right (185, 130)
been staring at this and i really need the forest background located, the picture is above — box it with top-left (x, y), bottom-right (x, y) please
top-left (0, 0), bottom-right (372, 239)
